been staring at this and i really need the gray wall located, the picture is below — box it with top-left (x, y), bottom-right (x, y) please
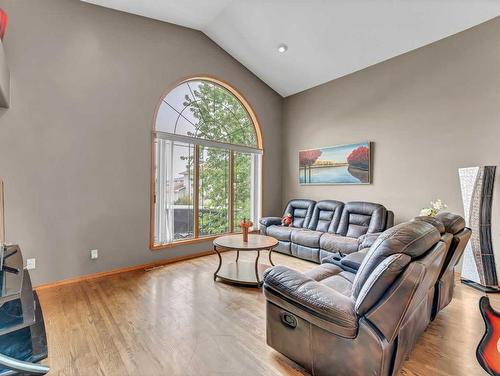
top-left (283, 16), bottom-right (500, 256)
top-left (0, 0), bottom-right (283, 285)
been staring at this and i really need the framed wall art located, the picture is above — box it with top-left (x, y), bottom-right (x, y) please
top-left (299, 142), bottom-right (371, 185)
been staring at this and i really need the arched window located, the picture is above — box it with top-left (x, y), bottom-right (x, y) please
top-left (151, 77), bottom-right (263, 248)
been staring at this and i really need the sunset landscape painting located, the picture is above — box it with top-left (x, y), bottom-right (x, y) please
top-left (299, 142), bottom-right (371, 184)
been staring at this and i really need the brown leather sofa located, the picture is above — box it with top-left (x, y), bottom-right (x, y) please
top-left (263, 219), bottom-right (449, 376)
top-left (260, 199), bottom-right (394, 263)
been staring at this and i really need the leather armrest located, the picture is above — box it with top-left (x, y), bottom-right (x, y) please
top-left (340, 251), bottom-right (367, 271)
top-left (259, 217), bottom-right (282, 227)
top-left (358, 232), bottom-right (382, 251)
top-left (263, 266), bottom-right (357, 331)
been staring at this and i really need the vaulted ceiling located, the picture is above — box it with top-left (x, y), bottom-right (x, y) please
top-left (82, 0), bottom-right (500, 97)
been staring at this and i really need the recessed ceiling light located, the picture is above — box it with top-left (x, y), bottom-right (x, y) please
top-left (277, 44), bottom-right (288, 53)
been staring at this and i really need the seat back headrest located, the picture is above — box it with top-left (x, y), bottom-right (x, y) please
top-left (308, 200), bottom-right (344, 232)
top-left (352, 221), bottom-right (441, 298)
top-left (336, 201), bottom-right (387, 238)
top-left (283, 199), bottom-right (316, 228)
top-left (435, 212), bottom-right (466, 234)
top-left (412, 216), bottom-right (446, 234)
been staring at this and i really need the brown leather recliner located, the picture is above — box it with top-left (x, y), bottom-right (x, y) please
top-left (263, 220), bottom-right (447, 376)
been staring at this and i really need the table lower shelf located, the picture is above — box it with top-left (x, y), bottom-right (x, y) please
top-left (215, 262), bottom-right (272, 286)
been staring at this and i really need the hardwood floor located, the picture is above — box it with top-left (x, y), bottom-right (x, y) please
top-left (36, 251), bottom-right (495, 375)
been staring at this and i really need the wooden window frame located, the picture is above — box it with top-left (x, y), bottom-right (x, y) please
top-left (149, 76), bottom-right (264, 251)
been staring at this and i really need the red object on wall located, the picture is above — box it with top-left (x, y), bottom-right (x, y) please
top-left (0, 9), bottom-right (7, 41)
top-left (347, 146), bottom-right (369, 170)
top-left (299, 149), bottom-right (322, 167)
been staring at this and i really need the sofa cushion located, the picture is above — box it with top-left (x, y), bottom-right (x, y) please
top-left (320, 233), bottom-right (359, 255)
top-left (337, 202), bottom-right (387, 238)
top-left (291, 244), bottom-right (320, 263)
top-left (274, 240), bottom-right (291, 254)
top-left (339, 270), bottom-right (356, 283)
top-left (435, 212), bottom-right (466, 234)
top-left (304, 264), bottom-right (355, 297)
top-left (304, 263), bottom-right (343, 281)
top-left (307, 200), bottom-right (344, 233)
top-left (352, 221), bottom-right (441, 299)
top-left (292, 229), bottom-right (323, 248)
top-left (267, 225), bottom-right (296, 241)
top-left (283, 199), bottom-right (316, 229)
top-left (321, 273), bottom-right (355, 297)
top-left (412, 216), bottom-right (445, 234)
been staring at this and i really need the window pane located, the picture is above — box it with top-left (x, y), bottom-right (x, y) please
top-left (157, 79), bottom-right (258, 148)
top-left (233, 152), bottom-right (252, 230)
top-left (199, 147), bottom-right (230, 236)
top-left (154, 139), bottom-right (194, 244)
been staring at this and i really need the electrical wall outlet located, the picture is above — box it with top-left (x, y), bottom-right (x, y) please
top-left (26, 258), bottom-right (36, 270)
top-left (90, 249), bottom-right (98, 260)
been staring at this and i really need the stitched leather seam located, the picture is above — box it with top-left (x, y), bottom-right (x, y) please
top-left (388, 267), bottom-right (424, 342)
top-left (362, 321), bottom-right (385, 376)
top-left (368, 263), bottom-right (416, 317)
top-left (368, 264), bottom-right (424, 341)
top-left (337, 274), bottom-right (354, 286)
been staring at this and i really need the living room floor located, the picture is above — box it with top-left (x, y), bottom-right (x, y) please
top-left (37, 252), bottom-right (495, 376)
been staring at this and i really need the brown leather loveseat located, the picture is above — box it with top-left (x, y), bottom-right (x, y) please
top-left (263, 218), bottom-right (453, 376)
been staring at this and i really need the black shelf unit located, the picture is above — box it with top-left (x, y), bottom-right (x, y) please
top-left (0, 245), bottom-right (49, 375)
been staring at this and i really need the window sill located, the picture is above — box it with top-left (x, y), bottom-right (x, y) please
top-left (150, 230), bottom-right (260, 251)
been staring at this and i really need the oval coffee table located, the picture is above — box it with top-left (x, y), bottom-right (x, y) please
top-left (213, 234), bottom-right (278, 287)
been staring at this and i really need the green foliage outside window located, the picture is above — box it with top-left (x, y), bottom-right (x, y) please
top-left (182, 82), bottom-right (255, 235)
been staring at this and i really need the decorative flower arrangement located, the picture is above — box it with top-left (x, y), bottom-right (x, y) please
top-left (238, 218), bottom-right (253, 242)
top-left (420, 199), bottom-right (447, 217)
